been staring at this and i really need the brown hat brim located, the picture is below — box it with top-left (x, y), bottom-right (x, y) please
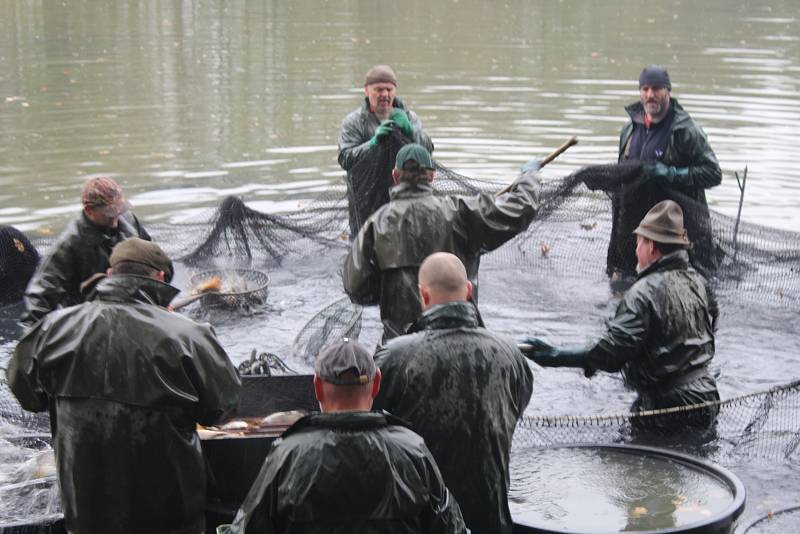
top-left (633, 225), bottom-right (690, 246)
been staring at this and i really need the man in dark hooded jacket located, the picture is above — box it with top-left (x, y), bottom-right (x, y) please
top-left (338, 65), bottom-right (434, 235)
top-left (523, 200), bottom-right (719, 431)
top-left (22, 176), bottom-right (151, 328)
top-left (0, 225), bottom-right (39, 339)
top-left (343, 143), bottom-right (539, 341)
top-left (8, 238), bottom-right (241, 534)
top-left (374, 252), bottom-right (533, 534)
top-left (229, 338), bottom-right (465, 534)
top-left (610, 65), bottom-right (721, 280)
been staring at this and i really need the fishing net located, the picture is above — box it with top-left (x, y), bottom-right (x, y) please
top-left (741, 505), bottom-right (800, 533)
top-left (140, 131), bottom-right (797, 309)
top-left (292, 297), bottom-right (363, 365)
top-left (513, 379), bottom-right (800, 464)
top-left (2, 130), bottom-right (799, 528)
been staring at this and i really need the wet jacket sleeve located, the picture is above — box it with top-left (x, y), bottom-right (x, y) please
top-left (130, 213), bottom-right (152, 242)
top-left (419, 450), bottom-right (468, 534)
top-left (455, 171), bottom-right (540, 253)
top-left (230, 442), bottom-right (283, 534)
top-left (21, 241), bottom-right (77, 329)
top-left (184, 325), bottom-right (241, 426)
top-left (588, 288), bottom-right (650, 372)
top-left (337, 111), bottom-right (373, 171)
top-left (408, 110), bottom-right (434, 153)
top-left (7, 323), bottom-right (49, 412)
top-left (670, 122), bottom-right (722, 190)
top-left (342, 222), bottom-right (380, 305)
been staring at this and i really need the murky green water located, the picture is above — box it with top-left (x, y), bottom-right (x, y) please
top-left (1, 0), bottom-right (799, 233)
top-left (510, 446), bottom-right (736, 533)
top-left (1, 1), bottom-right (799, 528)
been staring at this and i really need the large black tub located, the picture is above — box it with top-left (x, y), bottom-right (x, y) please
top-left (511, 444), bottom-right (745, 534)
top-left (202, 374), bottom-right (316, 531)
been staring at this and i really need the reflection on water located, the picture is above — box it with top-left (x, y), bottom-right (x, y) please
top-left (509, 447), bottom-right (734, 533)
top-left (1, 0), bottom-right (799, 232)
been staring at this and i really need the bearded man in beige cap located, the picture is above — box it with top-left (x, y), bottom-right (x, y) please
top-left (337, 65), bottom-right (434, 236)
top-left (21, 176), bottom-right (151, 328)
top-left (521, 200), bottom-right (720, 434)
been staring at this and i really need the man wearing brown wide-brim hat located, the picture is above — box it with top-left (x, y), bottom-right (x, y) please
top-left (21, 176), bottom-right (151, 328)
top-left (521, 199), bottom-right (720, 434)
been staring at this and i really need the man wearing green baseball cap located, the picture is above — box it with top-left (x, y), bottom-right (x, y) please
top-left (344, 143), bottom-right (541, 341)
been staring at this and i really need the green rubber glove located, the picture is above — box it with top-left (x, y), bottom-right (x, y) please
top-left (369, 120), bottom-right (396, 147)
top-left (643, 161), bottom-right (691, 189)
top-left (390, 109), bottom-right (414, 138)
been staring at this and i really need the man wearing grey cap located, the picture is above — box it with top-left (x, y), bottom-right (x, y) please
top-left (522, 200), bottom-right (720, 433)
top-left (338, 65), bottom-right (434, 235)
top-left (21, 176), bottom-right (151, 328)
top-left (343, 143), bottom-right (540, 341)
top-left (9, 237), bottom-right (241, 534)
top-left (229, 338), bottom-right (466, 533)
top-left (609, 64), bottom-right (721, 282)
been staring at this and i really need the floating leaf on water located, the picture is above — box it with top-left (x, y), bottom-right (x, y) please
top-left (629, 506), bottom-right (648, 518)
top-left (540, 244), bottom-right (551, 257)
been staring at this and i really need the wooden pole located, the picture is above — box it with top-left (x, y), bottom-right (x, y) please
top-left (495, 136), bottom-right (578, 197)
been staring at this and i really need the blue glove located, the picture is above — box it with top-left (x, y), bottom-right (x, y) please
top-left (642, 161), bottom-right (691, 189)
top-left (521, 157), bottom-right (541, 175)
top-left (518, 337), bottom-right (591, 369)
top-left (369, 120), bottom-right (396, 147)
top-left (390, 109), bottom-right (414, 138)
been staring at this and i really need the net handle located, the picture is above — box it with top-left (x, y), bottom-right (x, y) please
top-left (495, 136), bottom-right (578, 197)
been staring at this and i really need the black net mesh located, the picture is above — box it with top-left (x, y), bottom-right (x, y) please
top-left (513, 380), bottom-right (800, 464)
top-left (2, 131), bottom-right (799, 528)
top-left (140, 132), bottom-right (798, 309)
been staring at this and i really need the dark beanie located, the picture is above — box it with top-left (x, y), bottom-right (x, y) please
top-left (364, 65), bottom-right (397, 87)
top-left (639, 65), bottom-right (671, 90)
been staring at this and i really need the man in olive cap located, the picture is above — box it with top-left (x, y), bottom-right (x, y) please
top-left (338, 65), bottom-right (434, 236)
top-left (9, 237), bottom-right (241, 534)
top-left (229, 338), bottom-right (466, 533)
top-left (343, 143), bottom-right (541, 341)
top-left (522, 200), bottom-right (720, 433)
top-left (609, 64), bottom-right (721, 282)
top-left (21, 176), bottom-right (151, 328)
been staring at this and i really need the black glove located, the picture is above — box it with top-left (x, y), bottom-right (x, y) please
top-left (642, 162), bottom-right (691, 190)
top-left (518, 337), bottom-right (594, 374)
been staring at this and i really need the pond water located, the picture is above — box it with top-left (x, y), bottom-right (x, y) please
top-left (1, 0), bottom-right (799, 530)
top-left (1, 0), bottom-right (799, 234)
top-left (509, 446), bottom-right (736, 533)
